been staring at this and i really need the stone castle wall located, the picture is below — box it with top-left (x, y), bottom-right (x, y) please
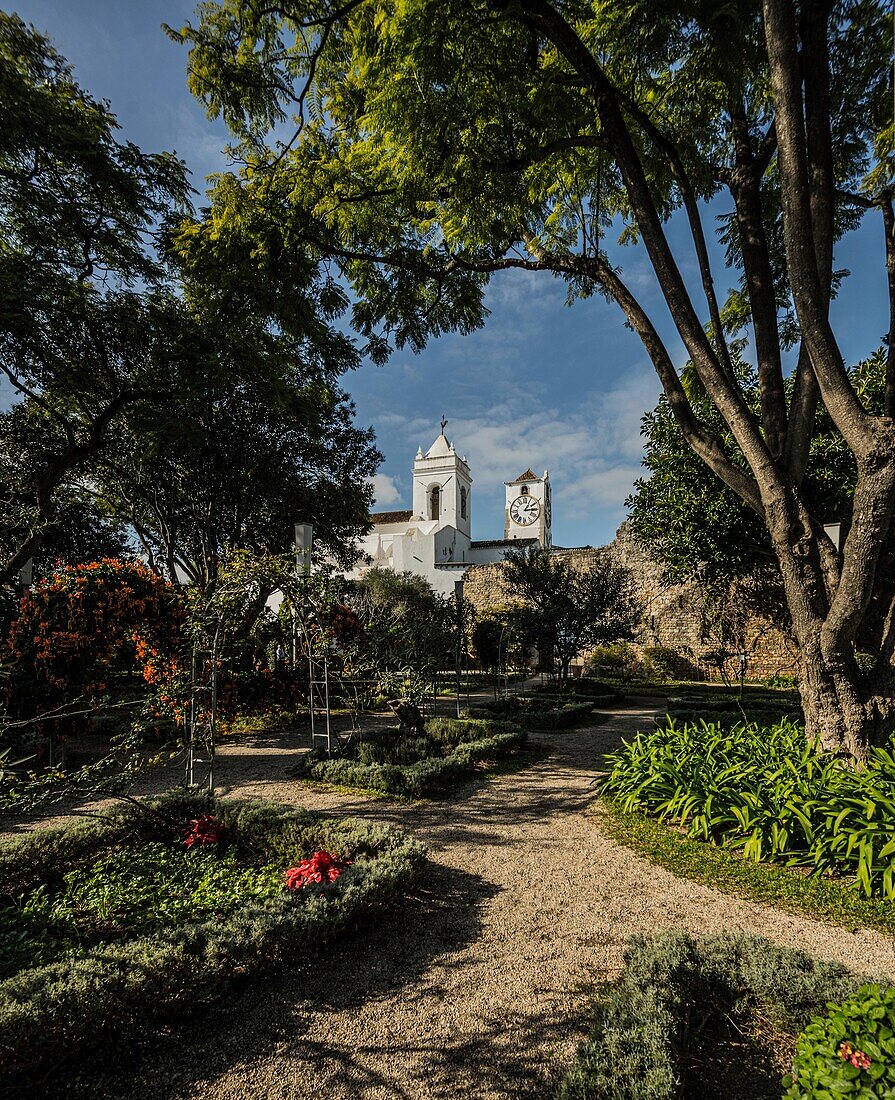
top-left (461, 524), bottom-right (798, 682)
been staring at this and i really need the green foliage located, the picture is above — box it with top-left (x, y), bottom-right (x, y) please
top-left (557, 931), bottom-right (873, 1100)
top-left (295, 722), bottom-right (527, 797)
top-left (600, 798), bottom-right (895, 935)
top-left (0, 843), bottom-right (285, 979)
top-left (531, 679), bottom-right (622, 702)
top-left (587, 644), bottom-right (643, 682)
top-left (501, 546), bottom-right (641, 680)
top-left (0, 791), bottom-right (425, 1079)
top-left (603, 718), bottom-right (895, 897)
top-left (640, 647), bottom-right (702, 683)
top-left (763, 672), bottom-right (801, 689)
top-left (424, 716), bottom-right (510, 746)
top-left (470, 696), bottom-right (596, 730)
top-left (627, 350), bottom-right (889, 613)
top-left (784, 985), bottom-right (895, 1098)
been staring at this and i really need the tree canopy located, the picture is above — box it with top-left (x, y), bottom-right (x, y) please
top-left (628, 347), bottom-right (888, 603)
top-left (169, 0), bottom-right (895, 755)
top-left (0, 13), bottom-right (380, 587)
top-left (502, 545), bottom-right (640, 679)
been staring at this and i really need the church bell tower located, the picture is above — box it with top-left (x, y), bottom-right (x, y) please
top-left (504, 469), bottom-right (552, 547)
top-left (411, 420), bottom-right (472, 537)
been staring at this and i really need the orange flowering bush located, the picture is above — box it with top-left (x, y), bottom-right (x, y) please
top-left (5, 559), bottom-right (186, 720)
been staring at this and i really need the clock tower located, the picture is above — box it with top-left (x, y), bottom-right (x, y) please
top-left (504, 468), bottom-right (552, 547)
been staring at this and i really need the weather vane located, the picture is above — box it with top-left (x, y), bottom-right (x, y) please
top-left (440, 414), bottom-right (448, 434)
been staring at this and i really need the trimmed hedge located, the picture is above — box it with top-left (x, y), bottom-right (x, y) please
top-left (558, 931), bottom-right (880, 1100)
top-left (469, 697), bottom-right (597, 730)
top-left (295, 719), bottom-right (527, 797)
top-left (0, 791), bottom-right (425, 1079)
top-left (531, 679), bottom-right (622, 702)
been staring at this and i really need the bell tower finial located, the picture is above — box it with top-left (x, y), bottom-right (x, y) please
top-left (440, 414), bottom-right (448, 435)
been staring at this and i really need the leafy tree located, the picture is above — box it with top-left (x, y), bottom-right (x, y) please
top-left (628, 348), bottom-right (887, 609)
top-left (1, 14), bottom-right (377, 590)
top-left (94, 332), bottom-right (379, 590)
top-left (346, 569), bottom-right (453, 684)
top-left (502, 546), bottom-right (640, 681)
top-left (0, 406), bottom-right (132, 579)
top-left (171, 0), bottom-right (895, 756)
top-left (0, 13), bottom-right (189, 582)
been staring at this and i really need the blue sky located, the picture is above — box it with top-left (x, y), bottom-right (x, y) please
top-left (11, 1), bottom-right (891, 548)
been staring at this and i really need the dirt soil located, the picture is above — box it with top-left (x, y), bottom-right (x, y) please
top-left (21, 700), bottom-right (895, 1100)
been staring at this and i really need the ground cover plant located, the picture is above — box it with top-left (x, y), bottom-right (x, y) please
top-left (603, 718), bottom-right (895, 898)
top-left (470, 695), bottom-right (598, 730)
top-left (293, 716), bottom-right (527, 797)
top-left (599, 799), bottom-right (895, 935)
top-left (557, 931), bottom-right (890, 1100)
top-left (0, 791), bottom-right (425, 1080)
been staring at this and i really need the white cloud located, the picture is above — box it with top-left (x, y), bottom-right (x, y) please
top-left (369, 473), bottom-right (401, 507)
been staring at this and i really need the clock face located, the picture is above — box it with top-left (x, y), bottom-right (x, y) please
top-left (509, 494), bottom-right (541, 526)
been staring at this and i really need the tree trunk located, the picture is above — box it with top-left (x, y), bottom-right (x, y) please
top-left (796, 643), bottom-right (895, 761)
top-left (765, 489), bottom-right (895, 760)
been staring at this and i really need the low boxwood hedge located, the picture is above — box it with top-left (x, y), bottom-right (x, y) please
top-left (0, 791), bottom-right (425, 1080)
top-left (558, 931), bottom-right (886, 1100)
top-left (294, 717), bottom-right (527, 797)
top-left (470, 696), bottom-right (596, 730)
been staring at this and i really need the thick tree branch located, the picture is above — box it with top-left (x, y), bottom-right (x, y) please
top-left (511, 0), bottom-right (777, 486)
top-left (729, 102), bottom-right (788, 457)
top-left (619, 92), bottom-right (736, 382)
top-left (762, 0), bottom-right (878, 453)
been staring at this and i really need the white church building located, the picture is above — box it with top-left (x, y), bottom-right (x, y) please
top-left (350, 424), bottom-right (552, 596)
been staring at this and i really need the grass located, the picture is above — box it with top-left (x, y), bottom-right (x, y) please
top-left (598, 797), bottom-right (895, 936)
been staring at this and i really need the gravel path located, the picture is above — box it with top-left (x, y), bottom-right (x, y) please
top-left (55, 702), bottom-right (895, 1100)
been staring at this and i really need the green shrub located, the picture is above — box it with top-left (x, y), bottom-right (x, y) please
top-left (0, 792), bottom-right (425, 1079)
top-left (355, 730), bottom-right (430, 765)
top-left (762, 672), bottom-right (800, 689)
top-left (587, 643), bottom-right (642, 681)
top-left (531, 679), bottom-right (621, 702)
top-left (557, 931), bottom-right (871, 1100)
top-left (469, 697), bottom-right (595, 729)
top-left (424, 716), bottom-right (511, 745)
top-left (784, 985), bottom-right (895, 1098)
top-left (295, 725), bottom-right (526, 797)
top-left (603, 718), bottom-right (895, 898)
top-left (641, 646), bottom-right (703, 683)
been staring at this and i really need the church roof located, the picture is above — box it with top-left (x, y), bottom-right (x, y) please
top-left (510, 468), bottom-right (538, 483)
top-left (370, 509), bottom-right (413, 525)
top-left (425, 432), bottom-right (453, 458)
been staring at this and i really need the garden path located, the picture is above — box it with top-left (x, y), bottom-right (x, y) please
top-left (60, 703), bottom-right (895, 1100)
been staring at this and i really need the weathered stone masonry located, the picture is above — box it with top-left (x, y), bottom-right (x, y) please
top-left (461, 522), bottom-right (798, 681)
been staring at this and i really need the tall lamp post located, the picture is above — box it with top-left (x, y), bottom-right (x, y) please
top-left (454, 579), bottom-right (464, 718)
top-left (293, 523), bottom-right (313, 664)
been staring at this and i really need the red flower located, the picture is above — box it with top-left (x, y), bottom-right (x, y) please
top-left (284, 850), bottom-right (352, 889)
top-left (184, 814), bottom-right (223, 848)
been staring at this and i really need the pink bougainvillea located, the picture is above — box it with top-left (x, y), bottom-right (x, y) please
top-left (284, 850), bottom-right (352, 889)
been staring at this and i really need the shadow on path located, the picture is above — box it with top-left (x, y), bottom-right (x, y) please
top-left (41, 862), bottom-right (499, 1100)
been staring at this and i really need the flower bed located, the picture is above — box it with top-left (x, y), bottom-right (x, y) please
top-left (0, 791), bottom-right (425, 1080)
top-left (469, 696), bottom-right (596, 730)
top-left (558, 931), bottom-right (892, 1100)
top-left (602, 718), bottom-right (895, 898)
top-left (293, 717), bottom-right (527, 797)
